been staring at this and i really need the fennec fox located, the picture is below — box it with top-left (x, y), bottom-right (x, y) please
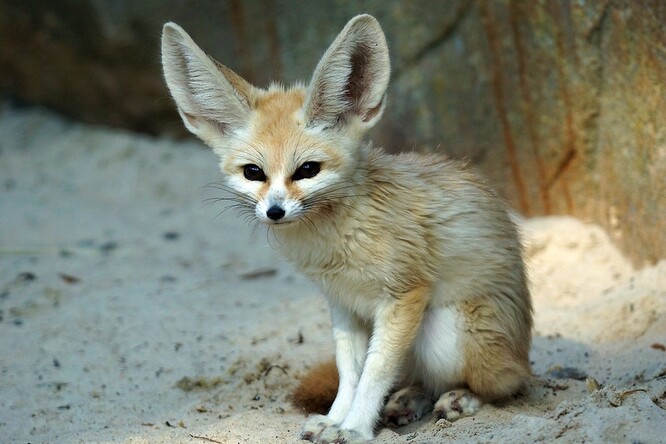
top-left (161, 14), bottom-right (532, 443)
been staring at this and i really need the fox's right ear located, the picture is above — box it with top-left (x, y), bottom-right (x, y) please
top-left (161, 22), bottom-right (254, 145)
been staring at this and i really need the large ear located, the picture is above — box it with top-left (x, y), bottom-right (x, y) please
top-left (304, 14), bottom-right (390, 130)
top-left (161, 22), bottom-right (254, 144)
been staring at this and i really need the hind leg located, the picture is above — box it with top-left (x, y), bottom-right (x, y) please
top-left (455, 298), bottom-right (532, 413)
top-left (432, 351), bottom-right (528, 423)
top-left (430, 336), bottom-right (528, 422)
top-left (424, 298), bottom-right (531, 422)
top-left (382, 386), bottom-right (433, 426)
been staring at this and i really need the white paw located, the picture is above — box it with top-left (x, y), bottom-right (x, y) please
top-left (319, 424), bottom-right (367, 443)
top-left (300, 414), bottom-right (334, 441)
top-left (383, 387), bottom-right (433, 426)
top-left (433, 389), bottom-right (481, 421)
top-left (300, 414), bottom-right (369, 443)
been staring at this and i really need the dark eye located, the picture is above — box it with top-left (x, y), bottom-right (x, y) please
top-left (243, 164), bottom-right (266, 182)
top-left (293, 161), bottom-right (321, 181)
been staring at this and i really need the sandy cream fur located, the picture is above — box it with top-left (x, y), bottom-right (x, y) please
top-left (162, 14), bottom-right (532, 443)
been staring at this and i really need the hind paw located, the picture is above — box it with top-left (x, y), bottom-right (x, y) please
top-left (383, 386), bottom-right (433, 426)
top-left (433, 389), bottom-right (481, 421)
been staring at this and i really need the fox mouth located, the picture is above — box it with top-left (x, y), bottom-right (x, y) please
top-left (262, 212), bottom-right (317, 229)
top-left (265, 219), bottom-right (294, 226)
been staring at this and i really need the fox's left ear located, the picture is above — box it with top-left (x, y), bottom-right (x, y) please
top-left (304, 14), bottom-right (390, 132)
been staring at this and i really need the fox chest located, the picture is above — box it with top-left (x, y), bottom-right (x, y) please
top-left (281, 233), bottom-right (389, 319)
top-left (315, 266), bottom-right (384, 320)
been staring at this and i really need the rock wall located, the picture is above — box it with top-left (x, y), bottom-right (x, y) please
top-left (1, 0), bottom-right (663, 265)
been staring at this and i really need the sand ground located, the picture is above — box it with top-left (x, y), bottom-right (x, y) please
top-left (1, 106), bottom-right (664, 443)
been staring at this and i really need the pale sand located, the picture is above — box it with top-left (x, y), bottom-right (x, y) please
top-left (1, 106), bottom-right (664, 443)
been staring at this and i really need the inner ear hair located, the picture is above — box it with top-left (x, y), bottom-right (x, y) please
top-left (347, 45), bottom-right (373, 115)
top-left (361, 94), bottom-right (385, 123)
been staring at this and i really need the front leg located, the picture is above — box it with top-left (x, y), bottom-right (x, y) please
top-left (327, 302), bottom-right (369, 423)
top-left (306, 287), bottom-right (430, 442)
top-left (301, 301), bottom-right (369, 441)
top-left (340, 287), bottom-right (429, 438)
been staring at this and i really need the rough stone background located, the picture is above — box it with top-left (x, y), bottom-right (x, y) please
top-left (1, 0), bottom-right (663, 266)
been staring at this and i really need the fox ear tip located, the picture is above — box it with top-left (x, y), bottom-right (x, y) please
top-left (162, 22), bottom-right (189, 44)
top-left (162, 22), bottom-right (178, 35)
top-left (346, 14), bottom-right (384, 35)
top-left (349, 14), bottom-right (379, 25)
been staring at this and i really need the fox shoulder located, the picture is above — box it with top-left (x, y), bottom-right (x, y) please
top-left (291, 360), bottom-right (338, 415)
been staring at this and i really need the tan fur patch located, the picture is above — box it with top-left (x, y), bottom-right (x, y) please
top-left (249, 88), bottom-right (308, 173)
top-left (460, 297), bottom-right (532, 401)
top-left (381, 286), bottom-right (431, 350)
top-left (257, 181), bottom-right (271, 201)
top-left (285, 180), bottom-right (305, 202)
top-left (254, 89), bottom-right (305, 139)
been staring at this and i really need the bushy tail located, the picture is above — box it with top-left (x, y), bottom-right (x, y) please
top-left (291, 360), bottom-right (338, 414)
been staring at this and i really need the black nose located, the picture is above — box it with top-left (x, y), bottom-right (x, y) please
top-left (266, 205), bottom-right (286, 221)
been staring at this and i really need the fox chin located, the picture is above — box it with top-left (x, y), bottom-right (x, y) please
top-left (161, 13), bottom-right (533, 444)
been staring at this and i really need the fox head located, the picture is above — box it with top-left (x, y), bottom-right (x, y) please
top-left (161, 15), bottom-right (390, 226)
